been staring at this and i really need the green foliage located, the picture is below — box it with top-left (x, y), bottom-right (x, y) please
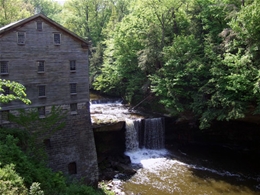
top-left (0, 79), bottom-right (31, 109)
top-left (0, 0), bottom-right (33, 27)
top-left (93, 15), bottom-right (147, 101)
top-left (65, 183), bottom-right (104, 195)
top-left (0, 163), bottom-right (27, 195)
top-left (0, 105), bottom-right (110, 195)
top-left (28, 0), bottom-right (62, 23)
top-left (149, 0), bottom-right (260, 128)
top-left (29, 182), bottom-right (44, 195)
top-left (2, 0), bottom-right (260, 129)
top-left (61, 0), bottom-right (112, 45)
top-left (0, 131), bottom-right (111, 195)
top-left (9, 106), bottom-right (67, 138)
top-left (93, 0), bottom-right (190, 103)
top-left (7, 106), bottom-right (67, 161)
top-left (150, 35), bottom-right (206, 115)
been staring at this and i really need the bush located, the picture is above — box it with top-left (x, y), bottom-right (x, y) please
top-left (0, 163), bottom-right (27, 195)
top-left (0, 129), bottom-right (112, 195)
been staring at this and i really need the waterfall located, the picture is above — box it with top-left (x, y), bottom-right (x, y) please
top-left (125, 119), bottom-right (140, 151)
top-left (143, 118), bottom-right (165, 149)
top-left (125, 117), bottom-right (165, 151)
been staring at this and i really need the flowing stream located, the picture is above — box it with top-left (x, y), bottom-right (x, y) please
top-left (90, 93), bottom-right (260, 195)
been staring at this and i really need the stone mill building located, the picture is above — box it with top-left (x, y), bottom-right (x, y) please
top-left (0, 14), bottom-right (98, 185)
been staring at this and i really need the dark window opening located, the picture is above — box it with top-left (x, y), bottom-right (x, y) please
top-left (2, 87), bottom-right (10, 95)
top-left (1, 110), bottom-right (9, 122)
top-left (17, 32), bottom-right (25, 44)
top-left (37, 61), bottom-right (45, 72)
top-left (70, 83), bottom-right (77, 94)
top-left (36, 21), bottom-right (43, 31)
top-left (70, 60), bottom-right (76, 71)
top-left (38, 106), bottom-right (45, 117)
top-left (68, 162), bottom-right (77, 175)
top-left (54, 33), bottom-right (61, 45)
top-left (38, 85), bottom-right (46, 97)
top-left (43, 139), bottom-right (51, 147)
top-left (70, 103), bottom-right (77, 111)
top-left (0, 61), bottom-right (8, 74)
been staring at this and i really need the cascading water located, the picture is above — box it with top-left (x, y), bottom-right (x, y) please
top-left (143, 118), bottom-right (165, 149)
top-left (125, 117), bottom-right (165, 151)
top-left (123, 116), bottom-right (260, 195)
top-left (124, 117), bottom-right (168, 167)
top-left (91, 93), bottom-right (260, 195)
top-left (125, 119), bottom-right (140, 152)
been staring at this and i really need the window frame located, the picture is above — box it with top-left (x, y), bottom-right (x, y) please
top-left (0, 61), bottom-right (8, 75)
top-left (38, 106), bottom-right (46, 118)
top-left (0, 110), bottom-right (10, 124)
top-left (68, 162), bottom-right (77, 175)
top-left (37, 60), bottom-right (45, 73)
top-left (2, 87), bottom-right (10, 95)
top-left (70, 60), bottom-right (76, 72)
top-left (70, 83), bottom-right (77, 95)
top-left (53, 33), bottom-right (61, 45)
top-left (36, 21), bottom-right (43, 31)
top-left (17, 31), bottom-right (26, 45)
top-left (70, 103), bottom-right (78, 115)
top-left (38, 85), bottom-right (46, 98)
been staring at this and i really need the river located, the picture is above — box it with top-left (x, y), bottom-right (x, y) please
top-left (90, 92), bottom-right (260, 195)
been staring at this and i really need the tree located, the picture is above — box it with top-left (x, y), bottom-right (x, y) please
top-left (27, 0), bottom-right (62, 23)
top-left (0, 0), bottom-right (33, 27)
top-left (0, 79), bottom-right (31, 109)
top-left (61, 0), bottom-right (112, 45)
top-left (150, 0), bottom-right (260, 128)
top-left (93, 0), bottom-right (190, 102)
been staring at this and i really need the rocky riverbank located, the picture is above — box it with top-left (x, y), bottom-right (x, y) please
top-left (98, 154), bottom-right (140, 195)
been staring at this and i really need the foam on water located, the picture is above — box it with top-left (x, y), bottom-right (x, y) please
top-left (123, 148), bottom-right (259, 195)
top-left (125, 148), bottom-right (169, 167)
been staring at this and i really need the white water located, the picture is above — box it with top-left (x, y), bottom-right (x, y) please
top-left (123, 148), bottom-right (260, 195)
top-left (90, 100), bottom-right (144, 124)
top-left (90, 95), bottom-right (260, 195)
top-left (123, 116), bottom-right (260, 195)
top-left (143, 118), bottom-right (164, 149)
top-left (125, 119), bottom-right (139, 152)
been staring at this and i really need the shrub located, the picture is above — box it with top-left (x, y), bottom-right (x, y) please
top-left (0, 163), bottom-right (27, 195)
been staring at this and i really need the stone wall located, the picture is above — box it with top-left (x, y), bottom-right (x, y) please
top-left (0, 15), bottom-right (98, 185)
top-left (46, 102), bottom-right (98, 185)
top-left (0, 16), bottom-right (89, 110)
top-left (1, 103), bottom-right (99, 185)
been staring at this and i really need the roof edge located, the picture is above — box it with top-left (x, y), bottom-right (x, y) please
top-left (0, 14), bottom-right (89, 47)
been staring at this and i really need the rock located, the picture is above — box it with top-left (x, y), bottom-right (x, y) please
top-left (118, 154), bottom-right (131, 164)
top-left (93, 121), bottom-right (125, 132)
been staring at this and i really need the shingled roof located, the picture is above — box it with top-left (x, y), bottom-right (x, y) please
top-left (0, 14), bottom-right (89, 48)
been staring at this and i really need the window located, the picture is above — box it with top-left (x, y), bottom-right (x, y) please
top-left (53, 33), bottom-right (61, 45)
top-left (36, 21), bottom-right (43, 31)
top-left (38, 85), bottom-right (46, 97)
top-left (70, 83), bottom-right (77, 94)
top-left (38, 106), bottom-right (45, 117)
top-left (17, 32), bottom-right (25, 44)
top-left (2, 87), bottom-right (10, 95)
top-left (0, 61), bottom-right (8, 74)
top-left (68, 162), bottom-right (77, 175)
top-left (43, 139), bottom-right (51, 148)
top-left (70, 103), bottom-right (77, 114)
top-left (37, 61), bottom-right (45, 72)
top-left (70, 60), bottom-right (76, 71)
top-left (0, 110), bottom-right (9, 123)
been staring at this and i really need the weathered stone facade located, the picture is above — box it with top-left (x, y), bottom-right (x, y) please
top-left (0, 14), bottom-right (98, 185)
